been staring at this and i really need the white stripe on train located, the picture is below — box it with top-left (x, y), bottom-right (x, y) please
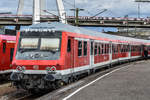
top-left (12, 56), bottom-right (141, 75)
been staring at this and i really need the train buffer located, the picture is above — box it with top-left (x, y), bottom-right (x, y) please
top-left (63, 60), bottom-right (150, 100)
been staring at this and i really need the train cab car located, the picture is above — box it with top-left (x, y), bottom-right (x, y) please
top-left (0, 35), bottom-right (16, 79)
top-left (10, 22), bottom-right (150, 91)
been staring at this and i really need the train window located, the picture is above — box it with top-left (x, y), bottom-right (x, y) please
top-left (94, 43), bottom-right (97, 55)
top-left (101, 44), bottom-right (104, 54)
top-left (91, 42), bottom-right (93, 55)
top-left (3, 42), bottom-right (6, 53)
top-left (123, 45), bottom-right (125, 52)
top-left (121, 45), bottom-right (123, 52)
top-left (148, 46), bottom-right (150, 51)
top-left (105, 44), bottom-right (107, 54)
top-left (67, 39), bottom-right (71, 52)
top-left (21, 38), bottom-right (39, 49)
top-left (98, 44), bottom-right (101, 55)
top-left (112, 45), bottom-right (114, 53)
top-left (10, 48), bottom-right (14, 61)
top-left (84, 41), bottom-right (87, 56)
top-left (125, 45), bottom-right (127, 52)
top-left (40, 38), bottom-right (60, 51)
top-left (78, 41), bottom-right (82, 56)
top-left (116, 45), bottom-right (118, 53)
top-left (127, 45), bottom-right (129, 52)
top-left (113, 44), bottom-right (118, 53)
top-left (107, 44), bottom-right (109, 54)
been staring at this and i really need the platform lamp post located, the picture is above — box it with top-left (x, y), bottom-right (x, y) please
top-left (70, 8), bottom-right (84, 26)
top-left (135, 0), bottom-right (150, 37)
top-left (124, 15), bottom-right (129, 36)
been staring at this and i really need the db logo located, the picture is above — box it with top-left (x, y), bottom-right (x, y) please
top-left (33, 65), bottom-right (39, 70)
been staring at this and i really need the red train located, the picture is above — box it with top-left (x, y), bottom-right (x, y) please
top-left (0, 34), bottom-right (16, 79)
top-left (10, 22), bottom-right (150, 91)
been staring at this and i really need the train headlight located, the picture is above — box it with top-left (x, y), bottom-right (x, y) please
top-left (51, 66), bottom-right (56, 71)
top-left (16, 66), bottom-right (26, 72)
top-left (46, 67), bottom-right (51, 73)
top-left (16, 66), bottom-right (22, 72)
top-left (46, 66), bottom-right (56, 74)
top-left (22, 66), bottom-right (26, 71)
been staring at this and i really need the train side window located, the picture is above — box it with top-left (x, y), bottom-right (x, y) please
top-left (101, 44), bottom-right (104, 54)
top-left (107, 44), bottom-right (109, 54)
top-left (3, 42), bottom-right (6, 53)
top-left (10, 48), bottom-right (14, 61)
top-left (67, 39), bottom-right (71, 52)
top-left (112, 45), bottom-right (114, 53)
top-left (83, 41), bottom-right (87, 56)
top-left (105, 44), bottom-right (107, 54)
top-left (117, 45), bottom-right (118, 53)
top-left (99, 44), bottom-right (101, 55)
top-left (121, 45), bottom-right (123, 52)
top-left (94, 43), bottom-right (98, 55)
top-left (78, 41), bottom-right (82, 56)
top-left (91, 42), bottom-right (93, 55)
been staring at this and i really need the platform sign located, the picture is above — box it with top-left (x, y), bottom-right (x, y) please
top-left (135, 0), bottom-right (150, 2)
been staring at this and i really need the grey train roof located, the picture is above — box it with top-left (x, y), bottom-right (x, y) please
top-left (23, 22), bottom-right (150, 44)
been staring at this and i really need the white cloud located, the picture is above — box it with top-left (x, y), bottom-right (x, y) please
top-left (0, 0), bottom-right (150, 18)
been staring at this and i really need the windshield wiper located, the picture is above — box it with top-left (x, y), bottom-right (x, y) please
top-left (19, 49), bottom-right (37, 53)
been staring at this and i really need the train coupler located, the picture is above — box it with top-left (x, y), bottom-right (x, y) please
top-left (10, 72), bottom-right (23, 81)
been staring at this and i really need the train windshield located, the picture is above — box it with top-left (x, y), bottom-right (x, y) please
top-left (16, 31), bottom-right (62, 60)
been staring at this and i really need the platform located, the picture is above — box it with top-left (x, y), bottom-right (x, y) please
top-left (64, 60), bottom-right (150, 100)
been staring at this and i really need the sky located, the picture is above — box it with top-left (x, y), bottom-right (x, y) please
top-left (1, 0), bottom-right (150, 31)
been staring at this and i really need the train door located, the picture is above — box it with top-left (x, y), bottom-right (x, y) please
top-left (1, 40), bottom-right (7, 70)
top-left (67, 37), bottom-right (74, 74)
top-left (128, 44), bottom-right (131, 59)
top-left (109, 41), bottom-right (112, 64)
top-left (90, 40), bottom-right (94, 67)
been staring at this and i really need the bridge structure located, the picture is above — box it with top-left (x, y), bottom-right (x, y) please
top-left (1, 0), bottom-right (150, 33)
top-left (0, 15), bottom-right (150, 28)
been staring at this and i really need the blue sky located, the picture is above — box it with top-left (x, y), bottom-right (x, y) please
top-left (1, 0), bottom-right (150, 17)
top-left (1, 0), bottom-right (150, 31)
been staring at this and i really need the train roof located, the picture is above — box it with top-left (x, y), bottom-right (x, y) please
top-left (22, 22), bottom-right (150, 45)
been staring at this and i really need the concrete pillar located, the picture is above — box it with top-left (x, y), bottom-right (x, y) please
top-left (56, 0), bottom-right (67, 24)
top-left (33, 0), bottom-right (40, 24)
top-left (17, 0), bottom-right (24, 15)
top-left (40, 0), bottom-right (46, 16)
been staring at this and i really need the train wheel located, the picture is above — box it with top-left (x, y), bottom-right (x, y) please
top-left (56, 80), bottom-right (64, 88)
top-left (68, 78), bottom-right (72, 84)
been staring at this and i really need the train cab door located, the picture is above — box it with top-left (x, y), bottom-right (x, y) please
top-left (67, 37), bottom-right (75, 74)
top-left (90, 40), bottom-right (94, 67)
top-left (1, 40), bottom-right (7, 70)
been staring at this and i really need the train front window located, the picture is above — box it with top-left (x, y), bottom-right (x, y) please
top-left (40, 38), bottom-right (60, 51)
top-left (16, 31), bottom-right (62, 60)
top-left (21, 38), bottom-right (39, 49)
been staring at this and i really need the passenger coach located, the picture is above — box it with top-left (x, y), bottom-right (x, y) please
top-left (10, 22), bottom-right (150, 91)
top-left (0, 34), bottom-right (16, 79)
